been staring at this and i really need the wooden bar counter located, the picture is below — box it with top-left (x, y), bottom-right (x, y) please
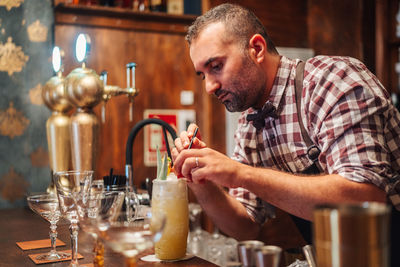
top-left (0, 208), bottom-right (217, 266)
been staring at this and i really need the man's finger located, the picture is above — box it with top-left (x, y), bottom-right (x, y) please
top-left (180, 131), bottom-right (190, 148)
top-left (174, 137), bottom-right (184, 152)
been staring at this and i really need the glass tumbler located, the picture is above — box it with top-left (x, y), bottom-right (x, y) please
top-left (151, 178), bottom-right (189, 260)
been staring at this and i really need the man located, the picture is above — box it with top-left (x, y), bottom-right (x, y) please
top-left (172, 3), bottom-right (400, 265)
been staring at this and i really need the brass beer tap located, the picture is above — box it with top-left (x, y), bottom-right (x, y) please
top-left (64, 34), bottom-right (103, 172)
top-left (43, 33), bottom-right (140, 189)
top-left (42, 47), bottom-right (73, 193)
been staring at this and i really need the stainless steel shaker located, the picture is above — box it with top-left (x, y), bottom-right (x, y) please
top-left (238, 240), bottom-right (264, 267)
top-left (254, 245), bottom-right (282, 267)
top-left (313, 202), bottom-right (390, 267)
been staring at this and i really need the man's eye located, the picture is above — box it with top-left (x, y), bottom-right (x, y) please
top-left (211, 63), bottom-right (222, 72)
top-left (196, 72), bottom-right (205, 80)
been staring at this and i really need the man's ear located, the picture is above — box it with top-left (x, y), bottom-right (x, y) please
top-left (249, 34), bottom-right (266, 63)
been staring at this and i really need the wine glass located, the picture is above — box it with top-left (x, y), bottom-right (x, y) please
top-left (77, 190), bottom-right (125, 266)
top-left (98, 209), bottom-right (166, 267)
top-left (78, 189), bottom-right (142, 266)
top-left (53, 170), bottom-right (93, 267)
top-left (26, 194), bottom-right (70, 261)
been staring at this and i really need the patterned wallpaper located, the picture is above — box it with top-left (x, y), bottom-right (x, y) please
top-left (0, 0), bottom-right (53, 208)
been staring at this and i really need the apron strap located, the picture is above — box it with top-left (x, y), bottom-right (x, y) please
top-left (295, 61), bottom-right (323, 172)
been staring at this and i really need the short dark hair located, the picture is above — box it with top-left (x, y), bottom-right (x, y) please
top-left (186, 3), bottom-right (278, 54)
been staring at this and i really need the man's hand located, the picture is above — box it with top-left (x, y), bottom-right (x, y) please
top-left (172, 123), bottom-right (249, 188)
top-left (174, 146), bottom-right (247, 188)
top-left (172, 123), bottom-right (206, 153)
top-left (172, 124), bottom-right (206, 181)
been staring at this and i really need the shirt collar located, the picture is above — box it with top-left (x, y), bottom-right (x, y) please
top-left (245, 56), bottom-right (298, 117)
top-left (269, 56), bottom-right (298, 111)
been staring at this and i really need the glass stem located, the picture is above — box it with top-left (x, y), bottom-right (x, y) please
top-left (49, 222), bottom-right (58, 255)
top-left (93, 237), bottom-right (104, 267)
top-left (125, 195), bottom-right (131, 223)
top-left (194, 218), bottom-right (201, 232)
top-left (69, 222), bottom-right (79, 266)
top-left (125, 257), bottom-right (136, 267)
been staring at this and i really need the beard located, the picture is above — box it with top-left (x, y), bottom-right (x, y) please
top-left (216, 55), bottom-right (266, 112)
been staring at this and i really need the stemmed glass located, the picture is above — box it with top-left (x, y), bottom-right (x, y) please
top-left (97, 207), bottom-right (166, 267)
top-left (78, 188), bottom-right (144, 267)
top-left (26, 194), bottom-right (70, 261)
top-left (53, 170), bottom-right (93, 267)
top-left (77, 190), bottom-right (126, 266)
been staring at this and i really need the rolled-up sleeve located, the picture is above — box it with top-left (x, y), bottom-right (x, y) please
top-left (306, 57), bottom-right (400, 209)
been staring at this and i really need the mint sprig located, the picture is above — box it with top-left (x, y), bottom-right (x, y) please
top-left (156, 146), bottom-right (168, 180)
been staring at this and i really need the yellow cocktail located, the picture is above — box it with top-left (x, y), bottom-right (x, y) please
top-left (151, 177), bottom-right (189, 260)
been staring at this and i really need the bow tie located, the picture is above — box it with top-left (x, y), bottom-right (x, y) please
top-left (246, 103), bottom-right (277, 131)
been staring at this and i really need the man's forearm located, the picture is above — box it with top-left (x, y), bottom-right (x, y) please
top-left (240, 166), bottom-right (386, 220)
top-left (188, 180), bottom-right (261, 240)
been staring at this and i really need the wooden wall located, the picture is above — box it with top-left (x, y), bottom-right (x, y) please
top-left (308, 0), bottom-right (376, 73)
top-left (209, 0), bottom-right (309, 48)
top-left (210, 0), bottom-right (375, 68)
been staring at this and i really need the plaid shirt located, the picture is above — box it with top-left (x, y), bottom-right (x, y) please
top-left (229, 55), bottom-right (400, 224)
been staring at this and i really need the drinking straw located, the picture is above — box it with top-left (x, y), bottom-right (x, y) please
top-left (176, 127), bottom-right (199, 179)
top-left (188, 127), bottom-right (199, 149)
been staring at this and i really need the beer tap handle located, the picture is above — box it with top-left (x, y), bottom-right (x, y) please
top-left (100, 70), bottom-right (108, 86)
top-left (129, 100), bottom-right (134, 122)
top-left (126, 62), bottom-right (137, 122)
top-left (126, 62), bottom-right (136, 88)
top-left (100, 70), bottom-right (108, 123)
top-left (126, 63), bottom-right (131, 89)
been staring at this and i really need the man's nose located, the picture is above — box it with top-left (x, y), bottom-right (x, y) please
top-left (205, 77), bottom-right (220, 95)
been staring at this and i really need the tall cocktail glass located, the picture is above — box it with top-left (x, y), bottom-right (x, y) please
top-left (54, 170), bottom-right (93, 267)
top-left (151, 178), bottom-right (189, 260)
top-left (26, 193), bottom-right (70, 261)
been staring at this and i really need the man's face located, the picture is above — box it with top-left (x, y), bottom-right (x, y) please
top-left (189, 22), bottom-right (266, 112)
